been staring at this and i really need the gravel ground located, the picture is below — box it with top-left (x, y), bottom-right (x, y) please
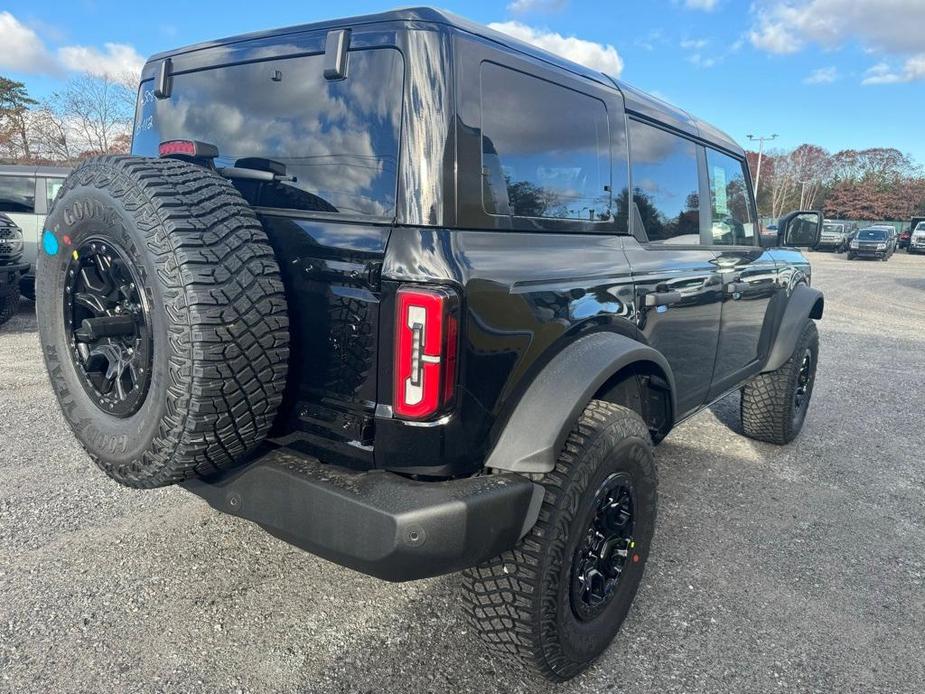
top-left (1, 251), bottom-right (923, 694)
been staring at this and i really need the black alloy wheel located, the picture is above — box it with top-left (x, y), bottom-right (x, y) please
top-left (63, 238), bottom-right (152, 418)
top-left (570, 473), bottom-right (637, 621)
top-left (792, 348), bottom-right (814, 416)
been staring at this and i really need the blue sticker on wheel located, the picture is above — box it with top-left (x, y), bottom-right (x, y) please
top-left (42, 229), bottom-right (59, 256)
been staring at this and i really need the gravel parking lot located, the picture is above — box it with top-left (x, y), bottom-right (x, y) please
top-left (1, 251), bottom-right (923, 694)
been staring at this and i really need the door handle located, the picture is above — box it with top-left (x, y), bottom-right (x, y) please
top-left (644, 290), bottom-right (682, 308)
top-left (726, 281), bottom-right (749, 296)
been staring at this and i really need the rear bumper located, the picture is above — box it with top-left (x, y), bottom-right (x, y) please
top-left (182, 447), bottom-right (543, 582)
top-left (851, 249), bottom-right (887, 257)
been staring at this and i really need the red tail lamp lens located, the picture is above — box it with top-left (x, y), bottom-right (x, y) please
top-left (394, 286), bottom-right (460, 420)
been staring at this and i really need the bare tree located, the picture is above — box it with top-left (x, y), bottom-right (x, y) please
top-left (44, 73), bottom-right (136, 158)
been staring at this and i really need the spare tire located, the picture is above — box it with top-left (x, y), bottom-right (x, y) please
top-left (37, 156), bottom-right (289, 488)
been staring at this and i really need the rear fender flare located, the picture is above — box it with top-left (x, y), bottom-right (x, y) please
top-left (484, 332), bottom-right (676, 475)
top-left (763, 284), bottom-right (824, 373)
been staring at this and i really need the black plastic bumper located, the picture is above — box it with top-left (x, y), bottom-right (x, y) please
top-left (1, 262), bottom-right (28, 290)
top-left (182, 448), bottom-right (543, 582)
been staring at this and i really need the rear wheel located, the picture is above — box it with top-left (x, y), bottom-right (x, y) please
top-left (741, 319), bottom-right (818, 445)
top-left (37, 155), bottom-right (290, 488)
top-left (463, 401), bottom-right (656, 682)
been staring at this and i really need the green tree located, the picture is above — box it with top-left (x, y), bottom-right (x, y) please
top-left (0, 76), bottom-right (37, 161)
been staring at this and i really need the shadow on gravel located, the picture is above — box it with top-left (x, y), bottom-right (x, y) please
top-left (0, 299), bottom-right (37, 334)
top-left (895, 275), bottom-right (925, 292)
top-left (708, 390), bottom-right (743, 436)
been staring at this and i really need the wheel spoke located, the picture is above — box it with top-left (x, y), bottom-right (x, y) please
top-left (571, 476), bottom-right (636, 621)
top-left (65, 240), bottom-right (151, 418)
top-left (74, 291), bottom-right (110, 316)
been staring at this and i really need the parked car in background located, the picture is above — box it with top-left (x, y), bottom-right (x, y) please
top-left (0, 212), bottom-right (28, 325)
top-left (908, 222), bottom-right (925, 255)
top-left (906, 216), bottom-right (925, 249)
top-left (0, 165), bottom-right (71, 299)
top-left (817, 221), bottom-right (847, 252)
top-left (848, 227), bottom-right (896, 260)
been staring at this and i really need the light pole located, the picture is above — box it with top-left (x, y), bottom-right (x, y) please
top-left (747, 133), bottom-right (778, 202)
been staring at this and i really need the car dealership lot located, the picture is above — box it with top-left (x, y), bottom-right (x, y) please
top-left (1, 251), bottom-right (923, 694)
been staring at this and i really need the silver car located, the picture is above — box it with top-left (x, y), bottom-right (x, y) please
top-left (0, 165), bottom-right (71, 298)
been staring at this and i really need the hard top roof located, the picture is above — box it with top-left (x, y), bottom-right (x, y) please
top-left (146, 7), bottom-right (743, 157)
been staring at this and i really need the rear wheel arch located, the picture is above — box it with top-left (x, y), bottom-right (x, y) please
top-left (485, 332), bottom-right (676, 474)
top-left (595, 361), bottom-right (674, 443)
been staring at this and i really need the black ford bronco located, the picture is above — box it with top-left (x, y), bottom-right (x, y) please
top-left (36, 8), bottom-right (824, 682)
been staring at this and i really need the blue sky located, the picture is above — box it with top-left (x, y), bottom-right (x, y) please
top-left (2, 0), bottom-right (924, 164)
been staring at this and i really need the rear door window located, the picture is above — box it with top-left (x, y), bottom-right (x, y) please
top-left (0, 176), bottom-right (36, 213)
top-left (133, 48), bottom-right (404, 219)
top-left (480, 62), bottom-right (612, 222)
top-left (627, 120), bottom-right (701, 244)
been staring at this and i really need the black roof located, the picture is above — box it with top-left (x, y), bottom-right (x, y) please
top-left (146, 7), bottom-right (742, 156)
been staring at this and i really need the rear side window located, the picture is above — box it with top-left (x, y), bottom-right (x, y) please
top-left (0, 176), bottom-right (35, 213)
top-left (45, 178), bottom-right (65, 209)
top-left (706, 149), bottom-right (755, 246)
top-left (628, 120), bottom-right (700, 244)
top-left (133, 48), bottom-right (404, 219)
top-left (480, 62), bottom-right (611, 222)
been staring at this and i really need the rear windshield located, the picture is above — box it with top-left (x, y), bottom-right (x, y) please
top-left (823, 224), bottom-right (843, 233)
top-left (858, 229), bottom-right (887, 240)
top-left (133, 48), bottom-right (404, 219)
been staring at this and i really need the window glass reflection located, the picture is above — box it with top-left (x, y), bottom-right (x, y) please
top-left (628, 120), bottom-right (700, 244)
top-left (706, 148), bottom-right (754, 246)
top-left (133, 49), bottom-right (404, 218)
top-left (480, 62), bottom-right (611, 222)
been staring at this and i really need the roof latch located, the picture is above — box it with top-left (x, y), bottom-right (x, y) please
top-left (323, 29), bottom-right (351, 81)
top-left (154, 58), bottom-right (173, 99)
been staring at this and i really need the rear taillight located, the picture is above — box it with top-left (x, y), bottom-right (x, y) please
top-left (394, 286), bottom-right (460, 420)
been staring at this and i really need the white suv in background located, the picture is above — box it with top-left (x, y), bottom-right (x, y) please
top-left (0, 165), bottom-right (71, 298)
top-left (909, 222), bottom-right (925, 255)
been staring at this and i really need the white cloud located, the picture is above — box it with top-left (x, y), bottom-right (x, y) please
top-left (0, 11), bottom-right (143, 80)
top-left (862, 54), bottom-right (925, 84)
top-left (507, 0), bottom-right (568, 13)
top-left (684, 0), bottom-right (719, 10)
top-left (680, 38), bottom-right (709, 50)
top-left (59, 43), bottom-right (145, 79)
top-left (803, 66), bottom-right (839, 84)
top-left (0, 11), bottom-right (58, 74)
top-left (687, 54), bottom-right (718, 68)
top-left (488, 21), bottom-right (624, 76)
top-left (749, 0), bottom-right (925, 55)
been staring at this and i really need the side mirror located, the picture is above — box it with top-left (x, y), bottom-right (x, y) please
top-left (778, 210), bottom-right (822, 248)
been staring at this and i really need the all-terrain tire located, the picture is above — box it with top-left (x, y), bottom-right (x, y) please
top-left (0, 287), bottom-right (19, 326)
top-left (462, 401), bottom-right (657, 682)
top-left (741, 319), bottom-right (818, 445)
top-left (36, 155), bottom-right (289, 488)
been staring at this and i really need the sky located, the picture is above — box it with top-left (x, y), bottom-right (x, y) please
top-left (2, 0), bottom-right (924, 164)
